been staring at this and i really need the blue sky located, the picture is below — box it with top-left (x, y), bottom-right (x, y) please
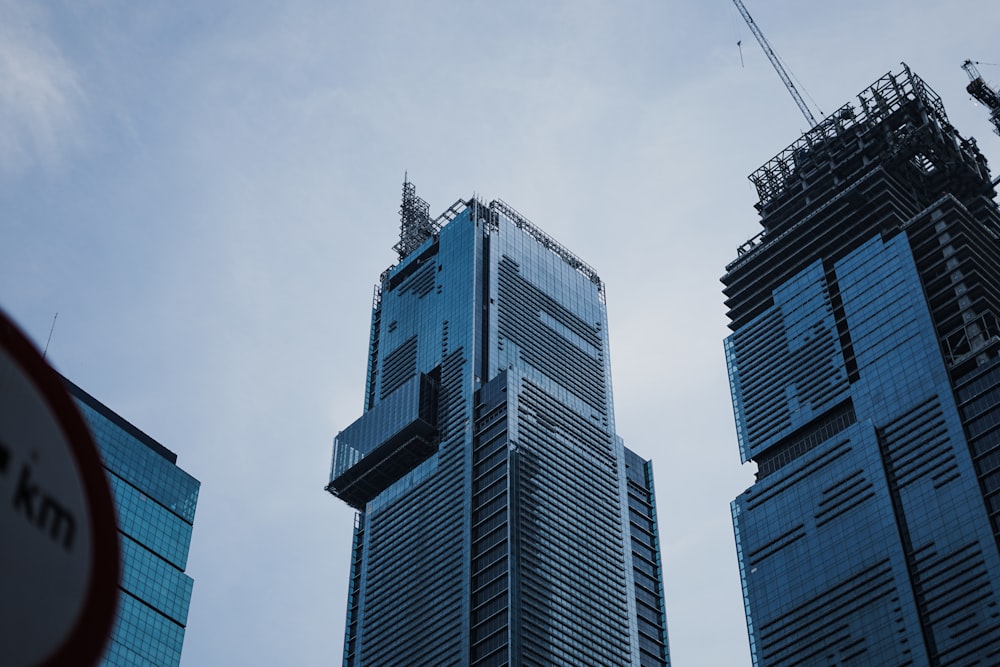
top-left (3, 1), bottom-right (999, 664)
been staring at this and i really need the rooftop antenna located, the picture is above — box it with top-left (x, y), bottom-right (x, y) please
top-left (43, 312), bottom-right (58, 359)
top-left (394, 174), bottom-right (438, 260)
top-left (731, 0), bottom-right (819, 127)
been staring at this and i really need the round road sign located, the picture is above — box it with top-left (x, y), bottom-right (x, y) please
top-left (0, 309), bottom-right (119, 666)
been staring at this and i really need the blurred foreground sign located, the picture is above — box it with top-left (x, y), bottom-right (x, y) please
top-left (0, 310), bottom-right (119, 667)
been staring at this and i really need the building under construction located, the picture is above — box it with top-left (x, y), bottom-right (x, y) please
top-left (723, 65), bottom-right (1000, 664)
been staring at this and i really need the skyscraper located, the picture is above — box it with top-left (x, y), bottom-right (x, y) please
top-left (66, 379), bottom-right (200, 667)
top-left (723, 66), bottom-right (1000, 664)
top-left (327, 184), bottom-right (669, 666)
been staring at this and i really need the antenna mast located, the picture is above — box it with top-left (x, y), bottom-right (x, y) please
top-left (732, 0), bottom-right (818, 127)
top-left (394, 176), bottom-right (438, 260)
top-left (43, 312), bottom-right (58, 359)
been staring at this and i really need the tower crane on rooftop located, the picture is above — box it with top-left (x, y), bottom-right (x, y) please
top-left (732, 0), bottom-right (818, 127)
top-left (962, 59), bottom-right (1000, 137)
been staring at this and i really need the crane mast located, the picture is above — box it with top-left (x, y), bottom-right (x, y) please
top-left (732, 0), bottom-right (818, 127)
top-left (962, 60), bottom-right (1000, 137)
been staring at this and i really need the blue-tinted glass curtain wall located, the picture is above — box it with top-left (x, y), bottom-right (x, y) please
top-left (66, 379), bottom-right (199, 667)
top-left (723, 66), bottom-right (1000, 666)
top-left (329, 192), bottom-right (669, 666)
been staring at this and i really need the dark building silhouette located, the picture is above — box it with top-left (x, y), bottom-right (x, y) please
top-left (328, 186), bottom-right (669, 665)
top-left (723, 65), bottom-right (1000, 664)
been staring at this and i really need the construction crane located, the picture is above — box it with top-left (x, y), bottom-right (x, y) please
top-left (732, 0), bottom-right (818, 127)
top-left (962, 59), bottom-right (1000, 137)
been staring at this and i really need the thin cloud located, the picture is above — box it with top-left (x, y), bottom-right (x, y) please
top-left (0, 1), bottom-right (84, 173)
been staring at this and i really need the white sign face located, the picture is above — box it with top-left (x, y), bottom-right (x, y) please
top-left (0, 314), bottom-right (118, 667)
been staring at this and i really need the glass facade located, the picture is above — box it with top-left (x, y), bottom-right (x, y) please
top-left (329, 191), bottom-right (669, 665)
top-left (723, 66), bottom-right (1000, 665)
top-left (65, 379), bottom-right (199, 667)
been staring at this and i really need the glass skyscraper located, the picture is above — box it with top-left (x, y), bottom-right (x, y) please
top-left (723, 66), bottom-right (1000, 665)
top-left (65, 379), bottom-right (200, 667)
top-left (327, 184), bottom-right (669, 666)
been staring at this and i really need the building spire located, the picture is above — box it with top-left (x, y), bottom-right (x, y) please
top-left (394, 175), bottom-right (435, 259)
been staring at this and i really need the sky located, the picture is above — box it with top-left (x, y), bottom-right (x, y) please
top-left (2, 1), bottom-right (999, 665)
